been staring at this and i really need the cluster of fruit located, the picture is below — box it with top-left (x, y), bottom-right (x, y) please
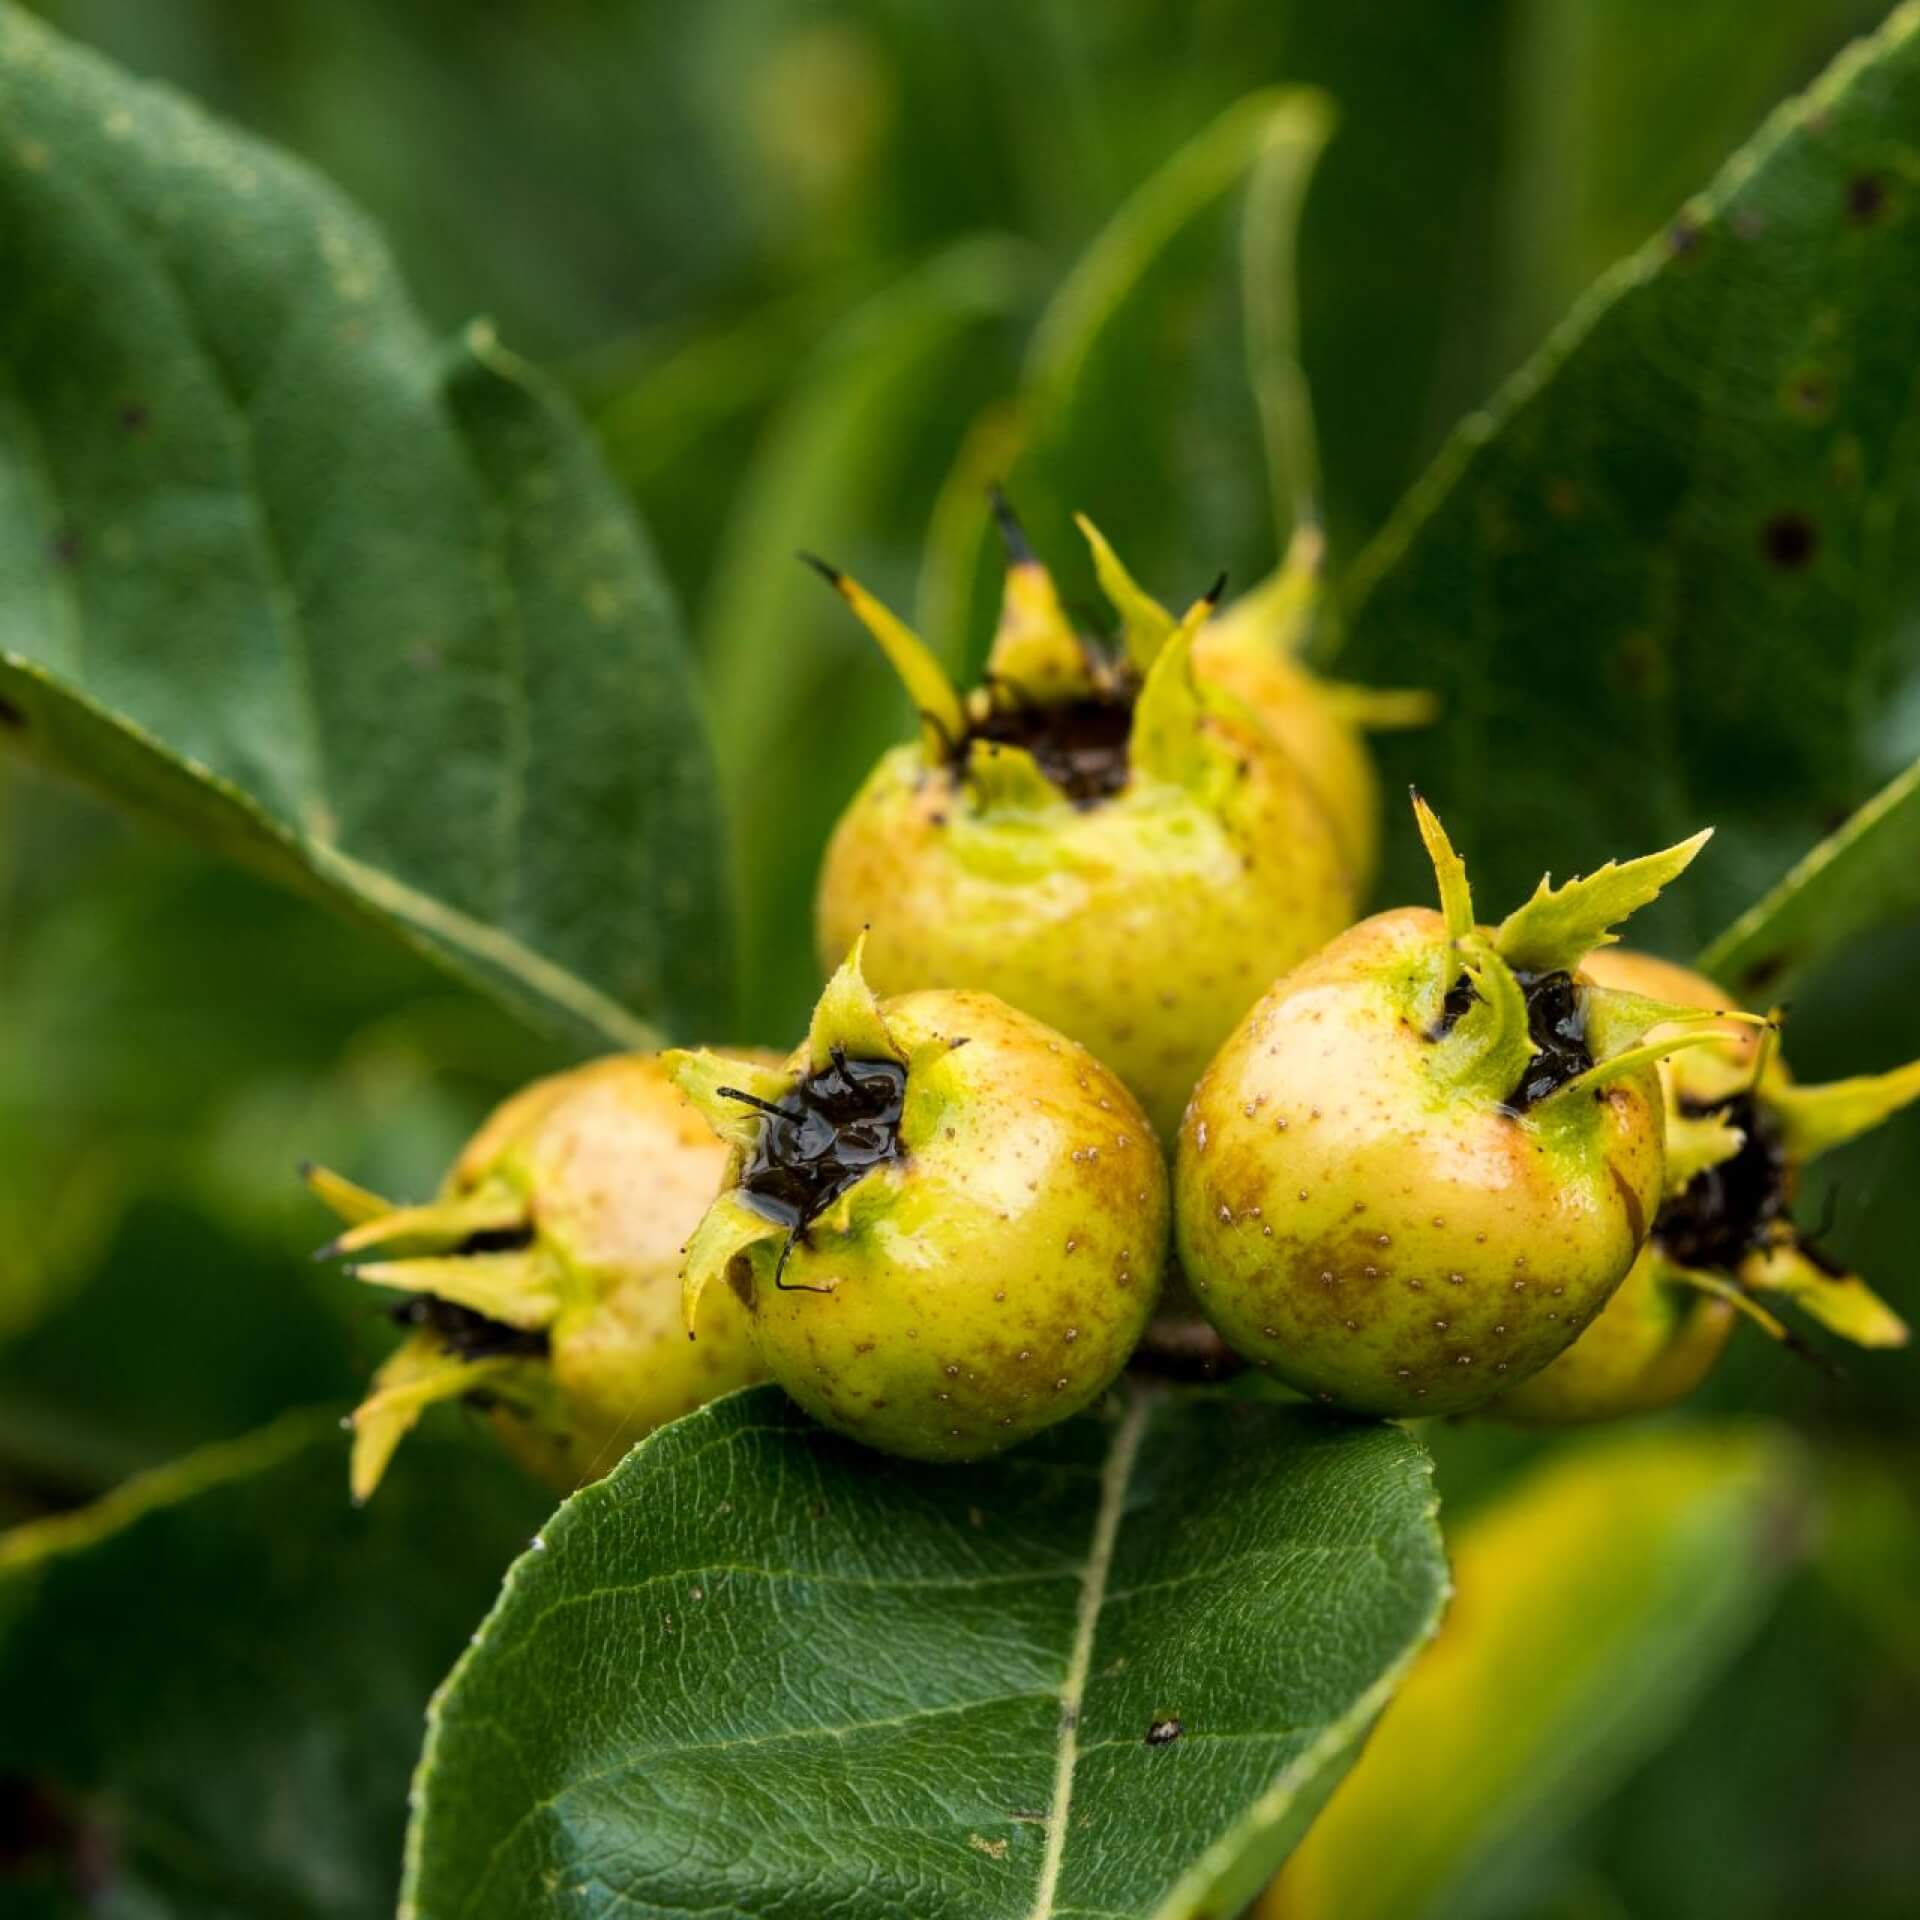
top-left (309, 507), bottom-right (1913, 1498)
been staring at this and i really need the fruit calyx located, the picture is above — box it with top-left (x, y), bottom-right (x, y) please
top-left (805, 495), bottom-right (1227, 814)
top-left (1655, 1090), bottom-right (1788, 1272)
top-left (1408, 794), bottom-right (1759, 1118)
top-left (726, 1049), bottom-right (907, 1241)
top-left (670, 932), bottom-right (934, 1318)
top-left (302, 1160), bottom-right (566, 1501)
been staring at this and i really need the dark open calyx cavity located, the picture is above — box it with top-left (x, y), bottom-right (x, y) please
top-left (1428, 965), bottom-right (1596, 1109)
top-left (1506, 969), bottom-right (1594, 1111)
top-left (1655, 1093), bottom-right (1789, 1271)
top-left (960, 684), bottom-right (1135, 805)
top-left (392, 1294), bottom-right (548, 1361)
top-left (733, 1050), bottom-right (907, 1234)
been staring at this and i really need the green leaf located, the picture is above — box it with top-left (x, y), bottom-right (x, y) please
top-left (1699, 752), bottom-right (1920, 1001)
top-left (1336, 5), bottom-right (1920, 948)
top-left (404, 1385), bottom-right (1447, 1920)
top-left (0, 6), bottom-right (730, 1050)
top-left (0, 1412), bottom-right (550, 1918)
top-left (1266, 1422), bottom-right (1803, 1920)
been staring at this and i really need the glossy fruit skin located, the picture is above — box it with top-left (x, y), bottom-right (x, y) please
top-left (1489, 1245), bottom-right (1737, 1423)
top-left (697, 988), bottom-right (1167, 1461)
top-left (816, 719), bottom-right (1353, 1144)
top-left (1175, 909), bottom-right (1666, 1416)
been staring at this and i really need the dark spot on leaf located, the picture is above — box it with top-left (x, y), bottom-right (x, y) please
top-left (1668, 216), bottom-right (1703, 255)
top-left (1785, 372), bottom-right (1832, 421)
top-left (1145, 1716), bottom-right (1183, 1747)
top-left (49, 530), bottom-right (81, 568)
top-left (0, 696), bottom-right (24, 731)
top-left (1760, 511), bottom-right (1818, 572)
top-left (117, 402), bottom-right (150, 434)
top-left (1847, 173), bottom-right (1887, 224)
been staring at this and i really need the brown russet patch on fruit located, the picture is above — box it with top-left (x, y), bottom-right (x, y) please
top-left (1607, 1159), bottom-right (1646, 1248)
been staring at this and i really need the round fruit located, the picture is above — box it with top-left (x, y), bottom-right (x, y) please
top-left (811, 499), bottom-right (1364, 1140)
top-left (1175, 795), bottom-right (1736, 1416)
top-left (306, 1054), bottom-right (767, 1501)
top-left (669, 934), bottom-right (1167, 1461)
top-left (1490, 948), bottom-right (1912, 1423)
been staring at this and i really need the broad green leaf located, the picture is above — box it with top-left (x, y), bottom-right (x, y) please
top-left (1265, 1423), bottom-right (1802, 1920)
top-left (0, 5), bottom-right (730, 1051)
top-left (0, 1412), bottom-right (550, 1918)
top-left (1337, 5), bottom-right (1920, 947)
top-left (404, 1385), bottom-right (1447, 1920)
top-left (1699, 751), bottom-right (1920, 1001)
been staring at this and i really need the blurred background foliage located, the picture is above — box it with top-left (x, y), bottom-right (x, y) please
top-left (2, 2), bottom-right (1916, 1915)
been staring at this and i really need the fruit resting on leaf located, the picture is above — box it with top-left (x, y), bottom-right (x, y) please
top-left (306, 1055), bottom-right (766, 1501)
top-left (1175, 795), bottom-right (1749, 1417)
top-left (812, 498), bottom-right (1409, 1140)
top-left (669, 934), bottom-right (1168, 1462)
top-left (1491, 948), bottom-right (1912, 1423)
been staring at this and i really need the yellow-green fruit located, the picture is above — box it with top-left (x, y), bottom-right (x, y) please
top-left (1489, 1245), bottom-right (1738, 1423)
top-left (1486, 947), bottom-right (1911, 1423)
top-left (671, 938), bottom-right (1167, 1462)
top-left (1175, 799), bottom-right (1729, 1416)
top-left (306, 1055), bottom-right (768, 1500)
top-left (810, 508), bottom-right (1363, 1140)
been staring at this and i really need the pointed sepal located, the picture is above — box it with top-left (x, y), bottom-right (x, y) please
top-left (1493, 829), bottom-right (1714, 976)
top-left (1768, 1056), bottom-right (1920, 1164)
top-left (1412, 792), bottom-right (1475, 942)
top-left (680, 1190), bottom-right (785, 1332)
top-left (1431, 936), bottom-right (1537, 1108)
top-left (1128, 584), bottom-right (1230, 790)
top-left (1203, 532), bottom-right (1321, 663)
top-left (1581, 990), bottom-right (1767, 1068)
top-left (1316, 682), bottom-right (1440, 733)
top-left (1663, 1265), bottom-right (1793, 1345)
top-left (1075, 512), bottom-right (1174, 673)
top-left (347, 1333), bottom-right (515, 1504)
top-left (321, 1181), bottom-right (527, 1261)
top-left (963, 737), bottom-right (1073, 816)
top-left (809, 931), bottom-right (904, 1072)
top-left (805, 554), bottom-right (965, 751)
top-left (1664, 1105), bottom-right (1746, 1195)
top-left (1742, 1239), bottom-right (1910, 1349)
top-left (347, 1250), bottom-right (562, 1332)
top-left (1547, 1027), bottom-right (1738, 1105)
top-left (666, 1047), bottom-right (797, 1154)
top-left (985, 495), bottom-right (1097, 698)
top-left (301, 1161), bottom-right (392, 1227)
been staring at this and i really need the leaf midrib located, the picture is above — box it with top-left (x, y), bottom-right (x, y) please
top-left (1028, 1385), bottom-right (1153, 1920)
